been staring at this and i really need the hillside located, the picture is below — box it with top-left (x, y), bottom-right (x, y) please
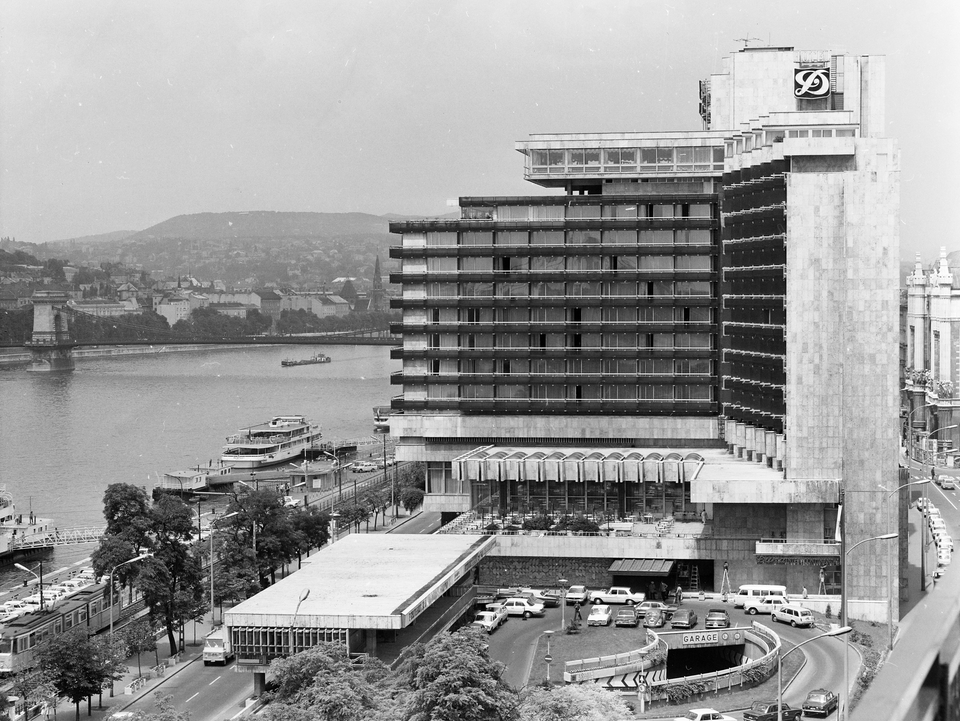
top-left (130, 211), bottom-right (400, 241)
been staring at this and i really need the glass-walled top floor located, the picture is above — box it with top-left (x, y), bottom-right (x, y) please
top-left (522, 146), bottom-right (725, 178)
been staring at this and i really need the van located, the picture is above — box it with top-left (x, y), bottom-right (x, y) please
top-left (733, 584), bottom-right (787, 609)
top-left (772, 603), bottom-right (815, 627)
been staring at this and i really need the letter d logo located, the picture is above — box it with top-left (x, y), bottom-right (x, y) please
top-left (794, 68), bottom-right (830, 98)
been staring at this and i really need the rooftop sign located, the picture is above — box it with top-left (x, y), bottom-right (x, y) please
top-left (795, 67), bottom-right (831, 99)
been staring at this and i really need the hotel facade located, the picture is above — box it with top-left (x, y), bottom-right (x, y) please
top-left (389, 47), bottom-right (901, 620)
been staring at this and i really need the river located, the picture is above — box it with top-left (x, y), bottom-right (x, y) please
top-left (0, 344), bottom-right (398, 573)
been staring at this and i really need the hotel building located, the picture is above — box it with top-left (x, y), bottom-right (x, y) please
top-left (389, 47), bottom-right (900, 620)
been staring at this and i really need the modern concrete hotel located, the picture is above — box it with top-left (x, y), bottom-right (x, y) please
top-left (388, 47), bottom-right (901, 620)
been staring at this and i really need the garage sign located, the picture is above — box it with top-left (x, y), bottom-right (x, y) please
top-left (682, 631), bottom-right (719, 645)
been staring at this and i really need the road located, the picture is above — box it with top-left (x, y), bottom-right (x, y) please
top-left (122, 658), bottom-right (251, 720)
top-left (389, 511), bottom-right (442, 535)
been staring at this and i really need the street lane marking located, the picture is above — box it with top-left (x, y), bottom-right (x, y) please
top-left (209, 676), bottom-right (221, 685)
top-left (186, 693), bottom-right (199, 703)
top-left (934, 485), bottom-right (958, 510)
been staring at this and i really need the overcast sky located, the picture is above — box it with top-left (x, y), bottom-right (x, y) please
top-left (1, 0), bottom-right (955, 259)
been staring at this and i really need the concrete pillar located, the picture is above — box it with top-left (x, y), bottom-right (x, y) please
top-left (775, 434), bottom-right (786, 471)
top-left (734, 423), bottom-right (746, 458)
top-left (752, 427), bottom-right (765, 463)
top-left (254, 672), bottom-right (267, 696)
top-left (743, 426), bottom-right (755, 461)
top-left (765, 431), bottom-right (778, 468)
top-left (724, 419), bottom-right (737, 454)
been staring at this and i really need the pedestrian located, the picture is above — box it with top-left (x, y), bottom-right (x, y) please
top-left (573, 601), bottom-right (582, 624)
top-left (675, 584), bottom-right (682, 605)
top-left (660, 581), bottom-right (668, 602)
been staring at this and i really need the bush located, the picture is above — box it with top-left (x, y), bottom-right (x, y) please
top-left (484, 523), bottom-right (500, 532)
top-left (522, 514), bottom-right (553, 531)
top-left (825, 603), bottom-right (833, 619)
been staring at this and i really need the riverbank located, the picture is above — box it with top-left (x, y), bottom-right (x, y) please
top-left (0, 343), bottom-right (274, 367)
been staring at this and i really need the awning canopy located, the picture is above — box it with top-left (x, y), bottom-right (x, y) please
top-left (607, 559), bottom-right (675, 577)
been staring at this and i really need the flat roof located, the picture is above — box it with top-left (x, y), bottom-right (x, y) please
top-left (225, 534), bottom-right (494, 630)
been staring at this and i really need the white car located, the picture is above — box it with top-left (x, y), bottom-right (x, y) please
top-left (471, 607), bottom-right (508, 634)
top-left (282, 496), bottom-right (302, 508)
top-left (352, 461), bottom-right (377, 473)
top-left (938, 535), bottom-right (954, 551)
top-left (495, 597), bottom-right (545, 618)
top-left (674, 708), bottom-right (736, 721)
top-left (744, 596), bottom-right (787, 615)
top-left (937, 475), bottom-right (957, 490)
top-left (587, 604), bottom-right (613, 626)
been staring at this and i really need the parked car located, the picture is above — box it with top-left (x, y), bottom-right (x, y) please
top-left (704, 608), bottom-right (730, 628)
top-left (670, 608), bottom-right (698, 629)
top-left (282, 496), bottom-right (302, 508)
top-left (566, 585), bottom-right (589, 605)
top-left (637, 600), bottom-right (678, 619)
top-left (587, 604), bottom-right (613, 626)
top-left (515, 588), bottom-right (560, 608)
top-left (495, 597), bottom-right (545, 619)
top-left (771, 603), bottom-right (815, 628)
top-left (589, 586), bottom-right (645, 605)
top-left (614, 607), bottom-right (639, 627)
top-left (801, 688), bottom-right (839, 717)
top-left (938, 535), bottom-right (954, 552)
top-left (916, 497), bottom-right (937, 514)
top-left (643, 609), bottom-right (667, 628)
top-left (471, 607), bottom-right (508, 634)
top-left (745, 596), bottom-right (787, 615)
top-left (673, 708), bottom-right (736, 721)
top-left (742, 700), bottom-right (802, 721)
top-left (937, 475), bottom-right (956, 490)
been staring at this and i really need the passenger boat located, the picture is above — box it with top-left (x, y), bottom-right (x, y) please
top-left (373, 406), bottom-right (391, 433)
top-left (221, 415), bottom-right (323, 469)
top-left (281, 353), bottom-right (331, 367)
top-left (0, 487), bottom-right (55, 562)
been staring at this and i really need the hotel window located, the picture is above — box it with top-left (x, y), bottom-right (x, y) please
top-left (639, 230), bottom-right (674, 245)
top-left (640, 281), bottom-right (674, 297)
top-left (909, 326), bottom-right (914, 364)
top-left (653, 204), bottom-right (676, 218)
top-left (567, 255), bottom-right (601, 271)
top-left (675, 384), bottom-right (712, 400)
top-left (676, 281), bottom-right (711, 296)
top-left (676, 333), bottom-right (711, 348)
top-left (604, 255), bottom-right (638, 270)
top-left (602, 204), bottom-right (638, 219)
top-left (694, 146), bottom-right (715, 170)
top-left (569, 384), bottom-right (601, 400)
top-left (461, 231), bottom-right (493, 246)
top-left (532, 282), bottom-right (565, 297)
top-left (531, 206), bottom-right (565, 220)
top-left (427, 384), bottom-right (457, 399)
top-left (531, 256), bottom-right (564, 271)
top-left (639, 384), bottom-right (673, 400)
top-left (531, 384), bottom-right (565, 399)
top-left (497, 385), bottom-right (528, 400)
top-left (604, 384), bottom-right (638, 400)
top-left (460, 282), bottom-right (493, 297)
top-left (498, 205), bottom-right (531, 220)
top-left (532, 358), bottom-right (565, 374)
top-left (676, 358), bottom-right (712, 374)
top-left (531, 307), bottom-right (564, 323)
top-left (427, 462), bottom-right (458, 494)
top-left (639, 255), bottom-right (674, 270)
top-left (462, 384), bottom-right (494, 400)
top-left (676, 147), bottom-right (694, 170)
top-left (461, 358), bottom-right (494, 374)
top-left (810, 128), bottom-right (833, 138)
top-left (787, 129), bottom-right (809, 138)
top-left (500, 256), bottom-right (529, 271)
top-left (568, 358), bottom-right (601, 374)
top-left (568, 204), bottom-right (602, 219)
top-left (496, 230), bottom-right (528, 245)
top-left (836, 128), bottom-right (856, 137)
top-left (531, 230), bottom-right (564, 245)
top-left (638, 307), bottom-right (673, 322)
top-left (680, 306), bottom-right (712, 322)
top-left (427, 282), bottom-right (457, 297)
top-left (497, 282), bottom-right (529, 297)
top-left (426, 232), bottom-right (457, 246)
top-left (604, 358), bottom-right (637, 374)
top-left (604, 332), bottom-right (638, 348)
top-left (604, 306), bottom-right (637, 322)
top-left (604, 281), bottom-right (637, 296)
top-left (603, 230), bottom-right (638, 245)
top-left (934, 331), bottom-right (941, 380)
top-left (676, 229), bottom-right (712, 245)
top-left (765, 131), bottom-right (786, 145)
top-left (498, 332), bottom-right (528, 348)
top-left (568, 281), bottom-right (600, 297)
top-left (568, 148), bottom-right (601, 171)
top-left (568, 230), bottom-right (601, 245)
top-left (676, 255), bottom-right (712, 271)
top-left (459, 256), bottom-right (491, 271)
top-left (686, 203), bottom-right (712, 218)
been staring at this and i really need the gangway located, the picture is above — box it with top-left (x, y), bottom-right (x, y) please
top-left (10, 526), bottom-right (105, 550)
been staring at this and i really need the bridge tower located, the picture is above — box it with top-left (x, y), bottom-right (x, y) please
top-left (27, 290), bottom-right (75, 372)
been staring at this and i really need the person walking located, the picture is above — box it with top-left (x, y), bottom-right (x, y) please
top-left (660, 580), bottom-right (668, 602)
top-left (674, 584), bottom-right (683, 605)
top-left (573, 601), bottom-right (582, 625)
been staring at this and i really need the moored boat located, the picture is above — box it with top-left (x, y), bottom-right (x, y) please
top-left (281, 353), bottom-right (331, 367)
top-left (0, 487), bottom-right (55, 562)
top-left (221, 415), bottom-right (322, 469)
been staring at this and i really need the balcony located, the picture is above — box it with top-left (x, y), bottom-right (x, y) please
top-left (390, 396), bottom-right (718, 415)
top-left (755, 538), bottom-right (840, 562)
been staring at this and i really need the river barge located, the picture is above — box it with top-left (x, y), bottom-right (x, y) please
top-left (281, 353), bottom-right (331, 367)
top-left (221, 415), bottom-right (322, 469)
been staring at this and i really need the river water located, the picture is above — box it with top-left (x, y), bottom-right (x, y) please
top-left (0, 344), bottom-right (397, 573)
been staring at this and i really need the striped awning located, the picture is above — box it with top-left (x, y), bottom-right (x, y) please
top-left (608, 559), bottom-right (675, 577)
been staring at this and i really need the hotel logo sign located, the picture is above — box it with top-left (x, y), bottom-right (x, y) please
top-left (794, 67), bottom-right (831, 98)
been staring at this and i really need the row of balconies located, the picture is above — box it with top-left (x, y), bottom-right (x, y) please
top-left (391, 321), bottom-right (715, 334)
top-left (391, 242), bottom-right (717, 259)
top-left (390, 270), bottom-right (717, 284)
top-left (392, 347), bottom-right (717, 360)
top-left (391, 371), bottom-right (716, 385)
top-left (391, 396), bottom-right (718, 415)
top-left (388, 217), bottom-right (717, 234)
top-left (391, 296), bottom-right (717, 310)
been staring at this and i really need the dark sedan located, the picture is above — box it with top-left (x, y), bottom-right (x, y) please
top-left (670, 608), bottom-right (698, 629)
top-left (802, 688), bottom-right (839, 717)
top-left (614, 607), bottom-right (640, 627)
top-left (704, 608), bottom-right (730, 629)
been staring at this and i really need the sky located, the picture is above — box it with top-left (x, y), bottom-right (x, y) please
top-left (1, 0), bottom-right (956, 260)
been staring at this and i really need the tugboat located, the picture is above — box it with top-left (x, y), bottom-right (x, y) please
top-left (281, 352), bottom-right (331, 367)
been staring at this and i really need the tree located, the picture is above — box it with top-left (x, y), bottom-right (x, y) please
top-left (518, 684), bottom-right (631, 721)
top-left (261, 642), bottom-right (388, 721)
top-left (38, 628), bottom-right (108, 721)
top-left (399, 629), bottom-right (519, 721)
top-left (124, 619), bottom-right (159, 677)
top-left (400, 487), bottom-right (424, 514)
top-left (290, 506), bottom-right (330, 567)
top-left (129, 691), bottom-right (191, 721)
top-left (220, 489), bottom-right (303, 587)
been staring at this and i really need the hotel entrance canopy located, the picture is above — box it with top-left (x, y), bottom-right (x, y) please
top-left (608, 559), bottom-right (675, 576)
top-left (452, 446), bottom-right (707, 484)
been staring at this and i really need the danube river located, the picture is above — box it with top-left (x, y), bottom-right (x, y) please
top-left (0, 344), bottom-right (398, 572)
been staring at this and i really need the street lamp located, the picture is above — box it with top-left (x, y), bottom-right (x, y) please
top-left (14, 562), bottom-right (44, 611)
top-left (841, 532), bottom-right (897, 721)
top-left (108, 552), bottom-right (153, 695)
top-left (778, 625), bottom-right (852, 721)
top-left (289, 588), bottom-right (310, 657)
top-left (331, 511), bottom-right (341, 544)
top-left (558, 578), bottom-right (568, 630)
top-left (543, 630), bottom-right (554, 685)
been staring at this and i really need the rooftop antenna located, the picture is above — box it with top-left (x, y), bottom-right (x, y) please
top-left (734, 36), bottom-right (763, 49)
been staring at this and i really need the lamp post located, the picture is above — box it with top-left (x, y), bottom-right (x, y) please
top-left (841, 532), bottom-right (897, 721)
top-left (289, 588), bottom-right (310, 657)
top-left (331, 511), bottom-right (340, 544)
top-left (14, 562), bottom-right (43, 611)
top-left (558, 578), bottom-right (568, 630)
top-left (543, 630), bottom-right (554, 685)
top-left (926, 424), bottom-right (959, 468)
top-left (108, 552), bottom-right (153, 695)
top-left (778, 626), bottom-right (852, 721)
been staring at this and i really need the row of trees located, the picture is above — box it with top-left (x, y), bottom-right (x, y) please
top-left (274, 308), bottom-right (396, 335)
top-left (333, 463), bottom-right (424, 534)
top-left (256, 629), bottom-right (632, 721)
